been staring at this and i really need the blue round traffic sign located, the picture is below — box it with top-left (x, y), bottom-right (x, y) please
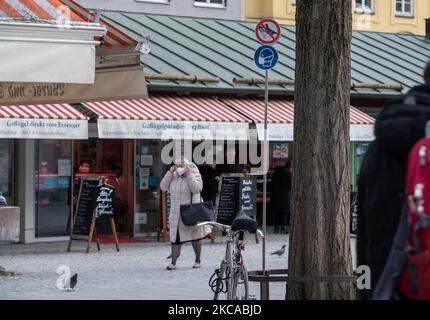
top-left (254, 45), bottom-right (278, 70)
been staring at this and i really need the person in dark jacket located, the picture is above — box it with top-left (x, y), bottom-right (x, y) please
top-left (357, 60), bottom-right (430, 299)
top-left (215, 148), bottom-right (245, 174)
top-left (270, 159), bottom-right (292, 234)
top-left (198, 161), bottom-right (218, 205)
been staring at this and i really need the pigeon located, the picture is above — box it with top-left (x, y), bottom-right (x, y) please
top-left (270, 245), bottom-right (286, 257)
top-left (62, 273), bottom-right (78, 291)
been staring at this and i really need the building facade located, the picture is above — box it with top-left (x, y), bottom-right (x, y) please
top-left (76, 0), bottom-right (245, 20)
top-left (246, 0), bottom-right (430, 35)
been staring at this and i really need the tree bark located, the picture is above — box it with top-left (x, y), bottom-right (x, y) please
top-left (287, 1), bottom-right (355, 299)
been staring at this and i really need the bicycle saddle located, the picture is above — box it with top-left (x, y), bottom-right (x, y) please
top-left (231, 210), bottom-right (258, 233)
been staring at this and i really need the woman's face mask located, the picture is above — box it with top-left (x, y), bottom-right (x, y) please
top-left (176, 166), bottom-right (186, 176)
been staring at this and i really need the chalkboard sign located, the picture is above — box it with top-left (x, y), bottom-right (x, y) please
top-left (217, 175), bottom-right (257, 225)
top-left (351, 201), bottom-right (358, 234)
top-left (217, 176), bottom-right (240, 225)
top-left (239, 177), bottom-right (257, 216)
top-left (95, 185), bottom-right (115, 218)
top-left (94, 184), bottom-right (116, 235)
top-left (68, 178), bottom-right (120, 253)
top-left (72, 178), bottom-right (100, 237)
top-left (165, 191), bottom-right (171, 231)
top-left (159, 191), bottom-right (171, 242)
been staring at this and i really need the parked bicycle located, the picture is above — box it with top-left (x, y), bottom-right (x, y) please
top-left (197, 211), bottom-right (264, 300)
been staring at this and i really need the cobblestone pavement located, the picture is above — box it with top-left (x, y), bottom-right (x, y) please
top-left (0, 234), bottom-right (356, 300)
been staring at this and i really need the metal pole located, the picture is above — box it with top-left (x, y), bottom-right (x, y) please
top-left (262, 69), bottom-right (269, 273)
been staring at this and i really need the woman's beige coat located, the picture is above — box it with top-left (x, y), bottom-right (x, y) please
top-left (160, 163), bottom-right (211, 243)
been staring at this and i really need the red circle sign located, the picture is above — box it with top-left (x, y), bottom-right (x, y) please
top-left (255, 19), bottom-right (281, 44)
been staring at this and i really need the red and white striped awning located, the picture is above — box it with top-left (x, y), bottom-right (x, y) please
top-left (221, 97), bottom-right (375, 125)
top-left (82, 95), bottom-right (250, 123)
top-left (221, 97), bottom-right (375, 141)
top-left (0, 103), bottom-right (87, 120)
top-left (0, 103), bottom-right (88, 139)
top-left (80, 95), bottom-right (250, 140)
top-left (0, 0), bottom-right (136, 47)
top-left (61, 0), bottom-right (137, 47)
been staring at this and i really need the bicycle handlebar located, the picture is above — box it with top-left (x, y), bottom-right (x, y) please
top-left (197, 221), bottom-right (265, 238)
top-left (256, 229), bottom-right (264, 238)
top-left (197, 221), bottom-right (230, 230)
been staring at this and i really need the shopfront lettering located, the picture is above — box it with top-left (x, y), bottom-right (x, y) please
top-left (95, 185), bottom-right (115, 218)
top-left (5, 120), bottom-right (81, 130)
top-left (0, 83), bottom-right (66, 101)
top-left (8, 85), bottom-right (26, 99)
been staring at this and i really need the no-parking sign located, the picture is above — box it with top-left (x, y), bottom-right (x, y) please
top-left (255, 19), bottom-right (281, 45)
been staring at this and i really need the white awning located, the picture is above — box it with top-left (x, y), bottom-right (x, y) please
top-left (222, 98), bottom-right (375, 141)
top-left (256, 123), bottom-right (374, 141)
top-left (0, 103), bottom-right (88, 139)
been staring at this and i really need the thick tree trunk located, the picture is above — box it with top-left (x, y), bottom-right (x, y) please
top-left (287, 1), bottom-right (355, 299)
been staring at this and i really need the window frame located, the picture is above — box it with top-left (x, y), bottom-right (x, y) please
top-left (194, 0), bottom-right (227, 9)
top-left (395, 0), bottom-right (414, 17)
top-left (135, 0), bottom-right (171, 4)
top-left (355, 0), bottom-right (375, 14)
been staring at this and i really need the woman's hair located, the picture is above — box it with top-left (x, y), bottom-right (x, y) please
top-left (424, 59), bottom-right (430, 84)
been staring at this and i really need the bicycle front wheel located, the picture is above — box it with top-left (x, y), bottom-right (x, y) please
top-left (232, 265), bottom-right (249, 300)
top-left (212, 261), bottom-right (229, 300)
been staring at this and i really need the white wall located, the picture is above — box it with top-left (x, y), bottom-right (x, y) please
top-left (76, 0), bottom-right (243, 20)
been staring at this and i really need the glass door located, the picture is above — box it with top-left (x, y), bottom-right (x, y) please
top-left (134, 140), bottom-right (164, 237)
top-left (35, 140), bottom-right (72, 238)
top-left (0, 140), bottom-right (14, 206)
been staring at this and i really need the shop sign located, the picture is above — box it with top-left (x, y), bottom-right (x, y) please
top-left (256, 123), bottom-right (294, 141)
top-left (350, 124), bottom-right (375, 141)
top-left (0, 67), bottom-right (147, 105)
top-left (96, 119), bottom-right (249, 141)
top-left (0, 118), bottom-right (88, 139)
top-left (256, 123), bottom-right (375, 141)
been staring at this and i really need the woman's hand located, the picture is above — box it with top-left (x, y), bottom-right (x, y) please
top-left (184, 165), bottom-right (192, 176)
top-left (170, 165), bottom-right (177, 173)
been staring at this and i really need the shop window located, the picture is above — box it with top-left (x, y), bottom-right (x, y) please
top-left (194, 0), bottom-right (226, 8)
top-left (0, 140), bottom-right (14, 206)
top-left (355, 0), bottom-right (374, 13)
top-left (73, 140), bottom-right (128, 232)
top-left (350, 141), bottom-right (369, 192)
top-left (395, 0), bottom-right (413, 17)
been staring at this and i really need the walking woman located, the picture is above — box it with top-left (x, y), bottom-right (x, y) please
top-left (160, 159), bottom-right (211, 270)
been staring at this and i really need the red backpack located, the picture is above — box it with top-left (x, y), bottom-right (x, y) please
top-left (397, 138), bottom-right (430, 299)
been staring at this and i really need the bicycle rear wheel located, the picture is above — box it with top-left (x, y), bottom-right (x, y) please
top-left (232, 265), bottom-right (249, 300)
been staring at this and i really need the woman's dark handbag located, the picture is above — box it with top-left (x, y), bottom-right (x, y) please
top-left (180, 200), bottom-right (214, 226)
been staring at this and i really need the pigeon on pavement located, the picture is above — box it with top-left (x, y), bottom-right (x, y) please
top-left (270, 244), bottom-right (286, 257)
top-left (64, 273), bottom-right (78, 291)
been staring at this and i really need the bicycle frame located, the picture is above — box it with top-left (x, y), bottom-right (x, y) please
top-left (198, 221), bottom-right (264, 300)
